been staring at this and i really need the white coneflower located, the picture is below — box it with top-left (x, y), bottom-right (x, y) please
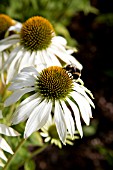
top-left (40, 114), bottom-right (79, 148)
top-left (4, 66), bottom-right (94, 144)
top-left (0, 14), bottom-right (22, 83)
top-left (0, 14), bottom-right (16, 39)
top-left (0, 121), bottom-right (20, 167)
top-left (0, 16), bottom-right (82, 84)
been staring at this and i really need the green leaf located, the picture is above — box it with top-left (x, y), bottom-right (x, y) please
top-left (24, 160), bottom-right (36, 170)
top-left (29, 132), bottom-right (43, 146)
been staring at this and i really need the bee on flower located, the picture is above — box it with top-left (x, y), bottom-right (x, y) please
top-left (4, 65), bottom-right (95, 144)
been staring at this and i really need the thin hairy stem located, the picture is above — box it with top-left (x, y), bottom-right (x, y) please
top-left (3, 138), bottom-right (26, 170)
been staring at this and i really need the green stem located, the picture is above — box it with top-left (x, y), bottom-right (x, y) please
top-left (29, 144), bottom-right (48, 159)
top-left (14, 144), bottom-right (49, 169)
top-left (3, 138), bottom-right (26, 170)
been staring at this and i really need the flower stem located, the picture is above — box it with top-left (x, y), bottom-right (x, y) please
top-left (29, 144), bottom-right (48, 159)
top-left (12, 144), bottom-right (49, 168)
top-left (3, 138), bottom-right (26, 170)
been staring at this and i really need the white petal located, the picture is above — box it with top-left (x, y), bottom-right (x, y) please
top-left (11, 72), bottom-right (36, 82)
top-left (74, 83), bottom-right (95, 108)
top-left (71, 92), bottom-right (90, 125)
top-left (41, 50), bottom-right (53, 67)
top-left (67, 54), bottom-right (83, 70)
top-left (19, 93), bottom-right (38, 107)
top-left (45, 137), bottom-right (51, 142)
top-left (28, 51), bottom-right (36, 65)
top-left (21, 66), bottom-right (39, 76)
top-left (36, 51), bottom-right (46, 65)
top-left (40, 132), bottom-right (48, 137)
top-left (0, 159), bottom-right (5, 167)
top-left (54, 100), bottom-right (67, 144)
top-left (0, 148), bottom-right (7, 161)
top-left (4, 87), bottom-right (35, 107)
top-left (66, 98), bottom-right (83, 137)
top-left (0, 34), bottom-right (19, 43)
top-left (6, 49), bottom-right (25, 84)
top-left (60, 100), bottom-right (75, 137)
top-left (3, 46), bottom-right (23, 70)
top-left (0, 124), bottom-right (20, 136)
top-left (8, 22), bottom-right (22, 32)
top-left (52, 36), bottom-right (67, 46)
top-left (46, 49), bottom-right (62, 66)
top-left (12, 97), bottom-right (41, 125)
top-left (0, 34), bottom-right (19, 51)
top-left (8, 78), bottom-right (35, 90)
top-left (18, 51), bottom-right (31, 72)
top-left (0, 40), bottom-right (19, 52)
top-left (49, 44), bottom-right (70, 63)
top-left (42, 114), bottom-right (53, 130)
top-left (0, 136), bottom-right (13, 154)
top-left (24, 100), bottom-right (52, 138)
top-left (50, 43), bottom-right (83, 70)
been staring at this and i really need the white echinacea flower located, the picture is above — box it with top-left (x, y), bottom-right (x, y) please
top-left (0, 112), bottom-right (20, 167)
top-left (0, 14), bottom-right (22, 83)
top-left (0, 16), bottom-right (82, 84)
top-left (4, 66), bottom-right (94, 144)
top-left (40, 114), bottom-right (79, 148)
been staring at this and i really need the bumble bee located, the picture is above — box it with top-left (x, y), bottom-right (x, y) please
top-left (63, 64), bottom-right (81, 80)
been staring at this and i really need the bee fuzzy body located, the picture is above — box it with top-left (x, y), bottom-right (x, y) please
top-left (63, 64), bottom-right (81, 80)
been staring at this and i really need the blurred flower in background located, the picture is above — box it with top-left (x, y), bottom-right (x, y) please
top-left (0, 13), bottom-right (22, 83)
top-left (40, 114), bottom-right (79, 148)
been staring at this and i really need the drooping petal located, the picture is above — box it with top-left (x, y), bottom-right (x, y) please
top-left (36, 51), bottom-right (46, 65)
top-left (28, 51), bottom-right (36, 65)
top-left (0, 124), bottom-right (20, 136)
top-left (49, 44), bottom-right (83, 70)
top-left (47, 49), bottom-right (62, 66)
top-left (18, 51), bottom-right (31, 72)
top-left (42, 114), bottom-right (53, 130)
top-left (72, 91), bottom-right (91, 125)
top-left (21, 66), bottom-right (39, 76)
top-left (0, 136), bottom-right (13, 154)
top-left (0, 34), bottom-right (19, 52)
top-left (6, 48), bottom-right (25, 84)
top-left (4, 87), bottom-right (35, 107)
top-left (54, 100), bottom-right (67, 144)
top-left (12, 97), bottom-right (41, 125)
top-left (41, 50), bottom-right (53, 67)
top-left (11, 72), bottom-right (35, 82)
top-left (0, 148), bottom-right (7, 162)
top-left (8, 22), bottom-right (22, 32)
top-left (66, 98), bottom-right (83, 137)
top-left (24, 100), bottom-right (52, 138)
top-left (49, 44), bottom-right (70, 64)
top-left (3, 45), bottom-right (23, 70)
top-left (18, 93), bottom-right (38, 107)
top-left (8, 78), bottom-right (35, 90)
top-left (74, 83), bottom-right (95, 108)
top-left (60, 100), bottom-right (75, 138)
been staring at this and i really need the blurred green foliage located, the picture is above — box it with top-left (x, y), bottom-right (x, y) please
top-left (0, 0), bottom-right (98, 46)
